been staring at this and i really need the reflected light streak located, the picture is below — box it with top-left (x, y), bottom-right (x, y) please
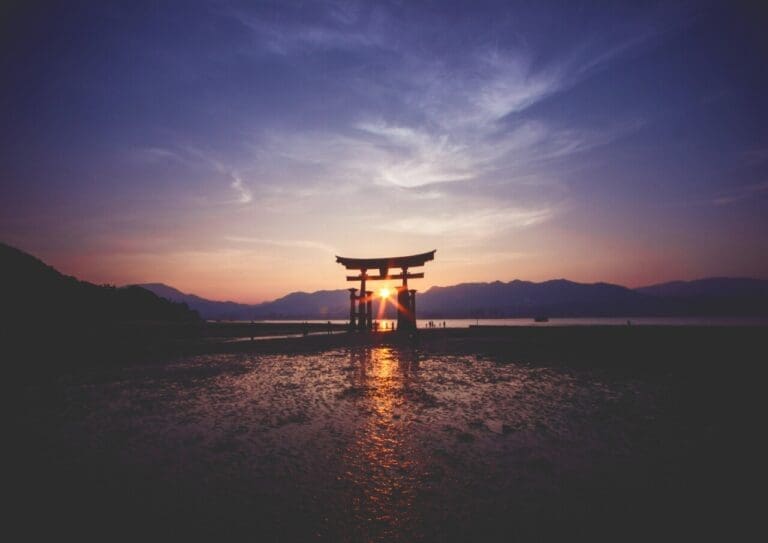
top-left (340, 347), bottom-right (423, 539)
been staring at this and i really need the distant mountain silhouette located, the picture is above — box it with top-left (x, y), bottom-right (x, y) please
top-left (635, 277), bottom-right (768, 298)
top-left (260, 289), bottom-right (353, 319)
top-left (1, 243), bottom-right (199, 325)
top-left (417, 279), bottom-right (658, 318)
top-left (635, 277), bottom-right (768, 316)
top-left (138, 283), bottom-right (257, 321)
top-left (137, 283), bottom-right (353, 320)
top-left (138, 283), bottom-right (351, 320)
top-left (138, 277), bottom-right (768, 320)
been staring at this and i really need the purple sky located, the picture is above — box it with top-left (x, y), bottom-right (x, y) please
top-left (1, 1), bottom-right (767, 302)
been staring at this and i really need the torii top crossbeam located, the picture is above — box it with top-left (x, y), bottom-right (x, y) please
top-left (335, 250), bottom-right (436, 275)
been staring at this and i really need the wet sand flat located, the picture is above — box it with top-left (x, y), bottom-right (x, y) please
top-left (9, 328), bottom-right (764, 541)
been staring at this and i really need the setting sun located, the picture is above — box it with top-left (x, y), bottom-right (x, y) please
top-left (378, 287), bottom-right (391, 299)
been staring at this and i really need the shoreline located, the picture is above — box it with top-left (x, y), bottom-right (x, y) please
top-left (8, 322), bottom-right (764, 380)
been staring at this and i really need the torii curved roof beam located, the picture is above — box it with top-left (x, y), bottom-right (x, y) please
top-left (335, 250), bottom-right (436, 271)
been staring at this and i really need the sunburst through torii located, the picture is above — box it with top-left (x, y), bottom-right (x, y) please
top-left (335, 250), bottom-right (436, 332)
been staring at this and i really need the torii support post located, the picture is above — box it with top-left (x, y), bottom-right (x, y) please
top-left (366, 291), bottom-right (373, 331)
top-left (396, 286), bottom-right (410, 331)
top-left (396, 287), bottom-right (418, 332)
top-left (348, 288), bottom-right (357, 330)
top-left (357, 272), bottom-right (367, 331)
top-left (395, 268), bottom-right (417, 332)
top-left (409, 289), bottom-right (417, 329)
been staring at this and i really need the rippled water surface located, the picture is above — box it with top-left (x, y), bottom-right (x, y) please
top-left (31, 347), bottom-right (670, 541)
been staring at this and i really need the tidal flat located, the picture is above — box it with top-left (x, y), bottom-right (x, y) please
top-left (9, 331), bottom-right (762, 542)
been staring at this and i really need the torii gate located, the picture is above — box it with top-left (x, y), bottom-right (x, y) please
top-left (336, 250), bottom-right (436, 332)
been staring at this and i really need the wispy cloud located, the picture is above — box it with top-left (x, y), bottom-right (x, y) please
top-left (378, 206), bottom-right (553, 238)
top-left (259, 114), bottom-right (641, 193)
top-left (129, 146), bottom-right (187, 164)
top-left (229, 173), bottom-right (253, 204)
top-left (227, 5), bottom-right (388, 56)
top-left (439, 250), bottom-right (535, 266)
top-left (224, 236), bottom-right (337, 254)
top-left (220, 2), bottom-right (654, 192)
top-left (741, 146), bottom-right (768, 165)
top-left (711, 181), bottom-right (768, 206)
top-left (236, 46), bottom-right (645, 195)
top-left (129, 144), bottom-right (257, 205)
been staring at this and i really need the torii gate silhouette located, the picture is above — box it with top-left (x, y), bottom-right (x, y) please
top-left (336, 250), bottom-right (436, 332)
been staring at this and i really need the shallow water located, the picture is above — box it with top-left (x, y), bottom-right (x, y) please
top-left (241, 316), bottom-right (768, 327)
top-left (24, 346), bottom-right (675, 540)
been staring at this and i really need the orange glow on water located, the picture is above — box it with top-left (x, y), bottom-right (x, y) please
top-left (340, 347), bottom-right (422, 532)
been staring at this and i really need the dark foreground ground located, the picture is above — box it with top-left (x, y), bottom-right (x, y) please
top-left (7, 325), bottom-right (765, 542)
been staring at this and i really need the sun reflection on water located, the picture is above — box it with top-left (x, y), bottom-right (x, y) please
top-left (340, 347), bottom-right (423, 539)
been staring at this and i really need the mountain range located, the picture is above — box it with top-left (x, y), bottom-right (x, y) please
top-left (4, 241), bottom-right (766, 322)
top-left (137, 276), bottom-right (768, 320)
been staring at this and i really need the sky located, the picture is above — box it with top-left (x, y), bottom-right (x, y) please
top-left (1, 1), bottom-right (767, 303)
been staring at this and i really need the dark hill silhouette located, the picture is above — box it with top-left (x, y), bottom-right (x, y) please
top-left (1, 243), bottom-right (199, 328)
top-left (139, 277), bottom-right (768, 320)
top-left (1, 243), bottom-right (201, 368)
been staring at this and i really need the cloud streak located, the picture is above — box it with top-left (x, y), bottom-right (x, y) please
top-left (711, 181), bottom-right (768, 206)
top-left (229, 173), bottom-right (253, 204)
top-left (224, 236), bottom-right (337, 254)
top-left (378, 206), bottom-right (553, 238)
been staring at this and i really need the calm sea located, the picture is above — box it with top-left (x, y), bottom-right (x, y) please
top-left (230, 316), bottom-right (768, 328)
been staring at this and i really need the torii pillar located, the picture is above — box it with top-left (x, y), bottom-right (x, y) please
top-left (396, 269), bottom-right (418, 332)
top-left (366, 291), bottom-right (373, 331)
top-left (348, 288), bottom-right (357, 330)
top-left (357, 272), bottom-right (367, 331)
